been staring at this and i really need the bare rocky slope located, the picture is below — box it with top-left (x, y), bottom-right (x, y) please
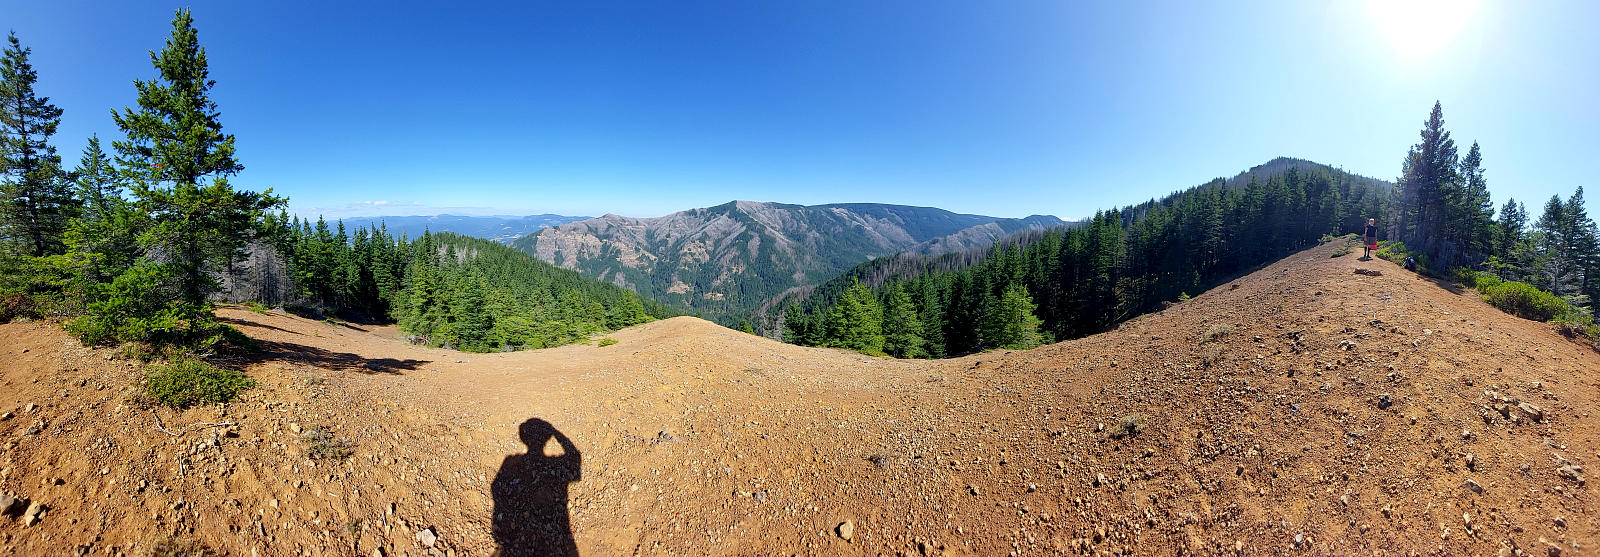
top-left (510, 201), bottom-right (1060, 322)
top-left (0, 242), bottom-right (1596, 556)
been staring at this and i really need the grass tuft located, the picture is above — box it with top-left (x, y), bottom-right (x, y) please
top-left (144, 359), bottom-right (254, 409)
top-left (301, 425), bottom-right (354, 462)
top-left (1199, 323), bottom-right (1233, 344)
top-left (1110, 414), bottom-right (1146, 439)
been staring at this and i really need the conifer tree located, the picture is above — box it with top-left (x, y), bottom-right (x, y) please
top-left (0, 32), bottom-right (73, 256)
top-left (1392, 102), bottom-right (1458, 263)
top-left (912, 278), bottom-right (946, 358)
top-left (1446, 141), bottom-right (1495, 262)
top-left (880, 283), bottom-right (927, 358)
top-left (449, 270), bottom-right (494, 351)
top-left (608, 292), bottom-right (650, 329)
top-left (1531, 189), bottom-right (1597, 305)
top-left (111, 10), bottom-right (283, 309)
top-left (823, 280), bottom-right (884, 353)
top-left (65, 136), bottom-right (138, 276)
top-left (983, 282), bottom-right (1046, 350)
top-left (1495, 198), bottom-right (1526, 259)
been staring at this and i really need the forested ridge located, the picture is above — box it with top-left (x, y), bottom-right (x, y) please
top-left (254, 218), bottom-right (671, 352)
top-left (781, 107), bottom-right (1600, 358)
top-left (0, 11), bottom-right (667, 363)
top-left (779, 160), bottom-right (1391, 356)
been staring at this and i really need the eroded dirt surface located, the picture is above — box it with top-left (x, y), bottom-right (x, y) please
top-left (1, 242), bottom-right (1597, 556)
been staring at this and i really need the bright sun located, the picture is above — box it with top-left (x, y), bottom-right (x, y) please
top-left (1367, 0), bottom-right (1477, 60)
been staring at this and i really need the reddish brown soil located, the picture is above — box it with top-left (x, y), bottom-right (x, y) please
top-left (0, 242), bottom-right (1597, 556)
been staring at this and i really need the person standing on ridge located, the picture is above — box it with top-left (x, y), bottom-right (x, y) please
top-left (1362, 218), bottom-right (1378, 260)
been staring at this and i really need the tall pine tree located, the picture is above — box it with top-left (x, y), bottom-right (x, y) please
top-left (111, 9), bottom-right (283, 308)
top-left (880, 283), bottom-right (927, 358)
top-left (0, 32), bottom-right (73, 256)
top-left (824, 280), bottom-right (884, 353)
top-left (1391, 101), bottom-right (1458, 266)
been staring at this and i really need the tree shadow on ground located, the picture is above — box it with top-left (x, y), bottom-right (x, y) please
top-left (215, 316), bottom-right (302, 336)
top-left (493, 418), bottom-right (581, 557)
top-left (241, 339), bottom-right (427, 375)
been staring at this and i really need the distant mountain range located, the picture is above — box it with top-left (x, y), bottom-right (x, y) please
top-left (510, 201), bottom-right (1063, 323)
top-left (335, 214), bottom-right (589, 243)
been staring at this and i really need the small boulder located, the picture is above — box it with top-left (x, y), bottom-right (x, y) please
top-left (1516, 402), bottom-right (1545, 422)
top-left (1463, 478), bottom-right (1483, 494)
top-left (416, 527), bottom-right (437, 548)
top-left (21, 501), bottom-right (44, 526)
top-left (1374, 394), bottom-right (1393, 410)
top-left (836, 520), bottom-right (854, 542)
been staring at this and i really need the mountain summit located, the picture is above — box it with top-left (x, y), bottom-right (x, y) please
top-left (511, 201), bottom-right (1061, 322)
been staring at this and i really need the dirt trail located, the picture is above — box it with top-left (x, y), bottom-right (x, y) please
top-left (1, 242), bottom-right (1597, 556)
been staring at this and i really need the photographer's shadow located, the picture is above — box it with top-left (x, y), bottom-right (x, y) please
top-left (492, 418), bottom-right (581, 557)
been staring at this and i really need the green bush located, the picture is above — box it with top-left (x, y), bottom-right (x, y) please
top-left (1472, 273), bottom-right (1503, 294)
top-left (1552, 313), bottom-right (1600, 342)
top-left (144, 358), bottom-right (255, 408)
top-left (1372, 241), bottom-right (1430, 270)
top-left (597, 337), bottom-right (618, 347)
top-left (1450, 267), bottom-right (1480, 288)
top-left (245, 302), bottom-right (269, 314)
top-left (1480, 280), bottom-right (1570, 322)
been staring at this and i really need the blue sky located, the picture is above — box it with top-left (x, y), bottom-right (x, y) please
top-left (8, 0), bottom-right (1597, 220)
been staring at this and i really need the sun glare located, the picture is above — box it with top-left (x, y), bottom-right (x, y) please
top-left (1367, 0), bottom-right (1477, 60)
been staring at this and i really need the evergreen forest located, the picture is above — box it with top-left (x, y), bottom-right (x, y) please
top-left (0, 11), bottom-right (667, 360)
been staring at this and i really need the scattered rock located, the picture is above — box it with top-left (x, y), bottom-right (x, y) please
top-left (416, 527), bottom-right (437, 548)
top-left (1293, 533), bottom-right (1305, 547)
top-left (1463, 478), bottom-right (1483, 494)
top-left (1464, 453), bottom-right (1477, 471)
top-left (1095, 473), bottom-right (1108, 487)
top-left (24, 403), bottom-right (36, 413)
top-left (1557, 464), bottom-right (1585, 485)
top-left (0, 493), bottom-right (25, 516)
top-left (21, 500), bottom-right (44, 526)
top-left (1354, 269), bottom-right (1382, 276)
top-left (836, 520), bottom-right (854, 542)
top-left (1374, 394), bottom-right (1393, 410)
top-left (0, 412), bottom-right (11, 420)
top-left (288, 423), bottom-right (302, 434)
top-left (1516, 402), bottom-right (1545, 422)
